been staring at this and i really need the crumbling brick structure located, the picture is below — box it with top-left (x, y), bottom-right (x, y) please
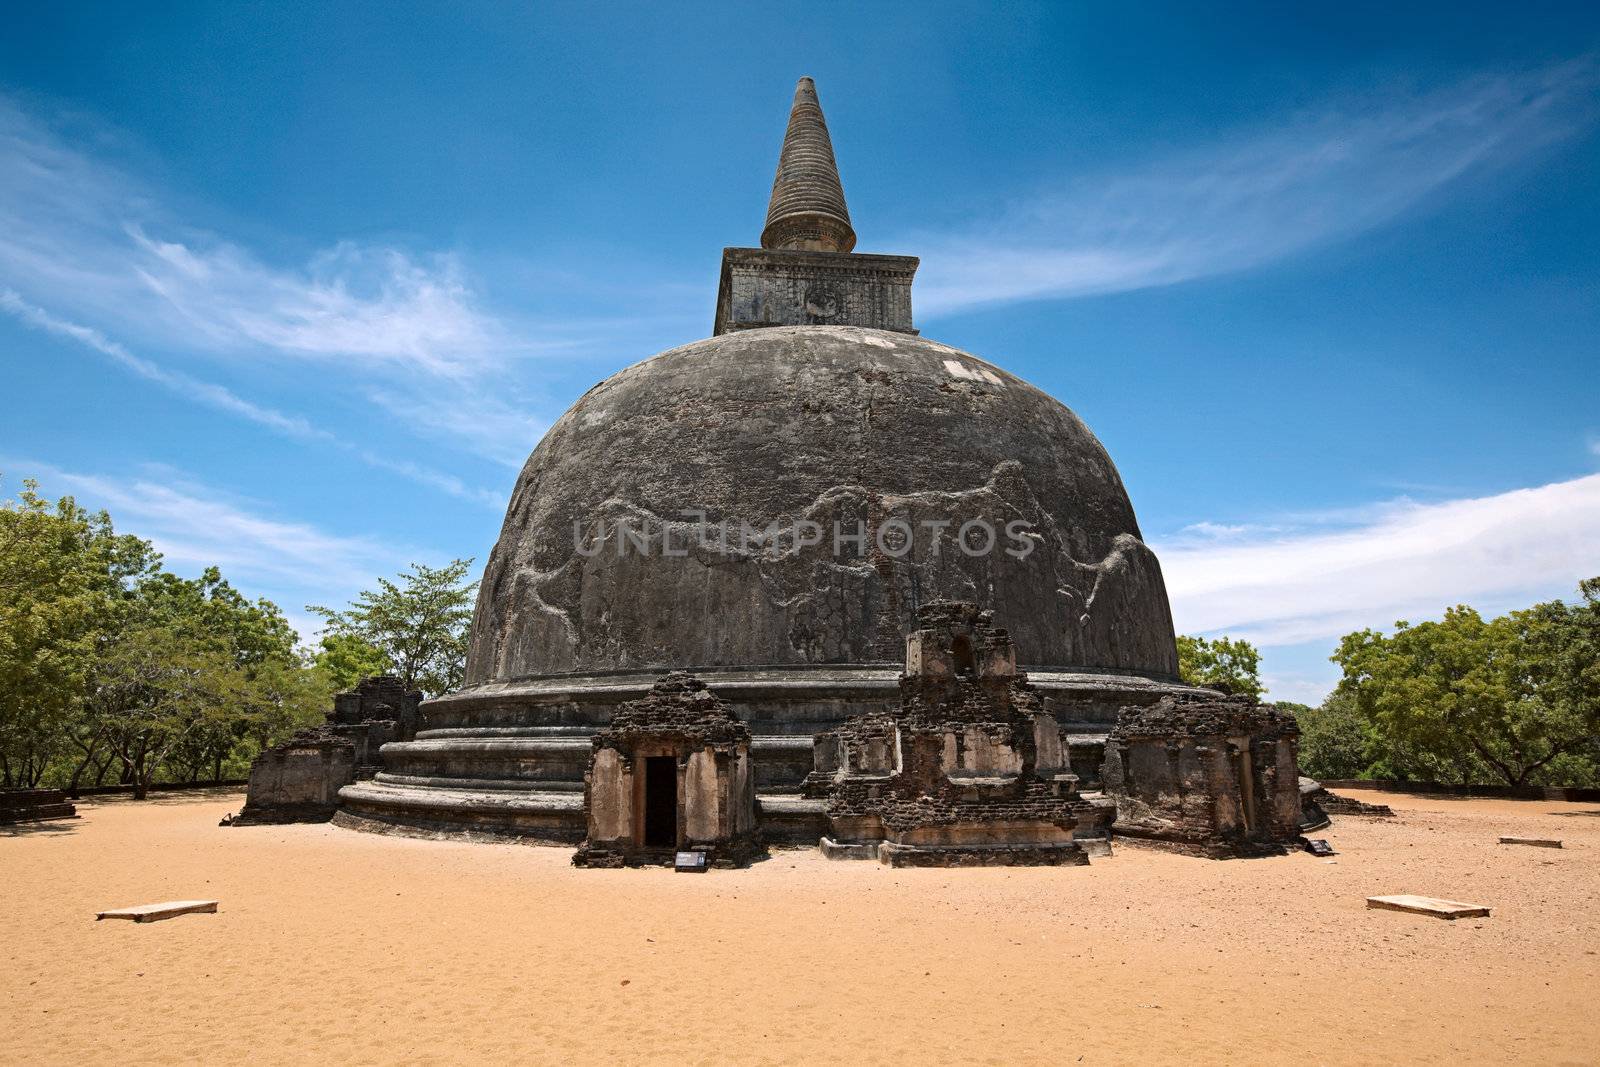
top-left (1101, 693), bottom-right (1303, 857)
top-left (807, 601), bottom-right (1108, 866)
top-left (1305, 782), bottom-right (1395, 819)
top-left (231, 675), bottom-right (420, 825)
top-left (573, 672), bottom-right (764, 868)
top-left (0, 788), bottom-right (78, 825)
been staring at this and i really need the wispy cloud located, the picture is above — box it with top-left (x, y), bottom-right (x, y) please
top-left (1, 289), bottom-right (505, 508)
top-left (1156, 473), bottom-right (1600, 648)
top-left (0, 94), bottom-right (516, 378)
top-left (123, 228), bottom-right (510, 379)
top-left (0, 91), bottom-right (582, 474)
top-left (913, 60), bottom-right (1599, 316)
top-left (6, 461), bottom-right (434, 639)
top-left (366, 387), bottom-right (549, 470)
top-left (1, 288), bottom-right (324, 440)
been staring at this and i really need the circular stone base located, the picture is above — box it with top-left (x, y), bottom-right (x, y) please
top-left (422, 662), bottom-right (1199, 734)
top-left (334, 664), bottom-right (1204, 843)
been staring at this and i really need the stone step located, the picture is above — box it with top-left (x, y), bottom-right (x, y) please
top-left (0, 802), bottom-right (79, 824)
top-left (376, 733), bottom-right (819, 790)
top-left (337, 779), bottom-right (587, 843)
top-left (415, 726), bottom-right (595, 740)
top-left (373, 772), bottom-right (583, 793)
top-left (340, 779), bottom-right (584, 812)
top-left (756, 793), bottom-right (828, 845)
top-left (0, 788), bottom-right (79, 824)
top-left (335, 778), bottom-right (829, 847)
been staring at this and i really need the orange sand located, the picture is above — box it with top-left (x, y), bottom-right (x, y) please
top-left (3, 789), bottom-right (1598, 1066)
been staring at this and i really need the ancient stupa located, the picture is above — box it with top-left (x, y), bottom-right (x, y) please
top-left (337, 78), bottom-right (1207, 844)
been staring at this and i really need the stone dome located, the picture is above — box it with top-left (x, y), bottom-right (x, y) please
top-left (465, 325), bottom-right (1179, 686)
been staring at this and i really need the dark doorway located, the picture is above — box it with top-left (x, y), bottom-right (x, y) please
top-left (951, 634), bottom-right (976, 677)
top-left (643, 756), bottom-right (678, 848)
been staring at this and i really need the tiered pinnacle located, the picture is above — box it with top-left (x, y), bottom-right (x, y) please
top-left (760, 77), bottom-right (856, 253)
top-left (713, 77), bottom-right (916, 336)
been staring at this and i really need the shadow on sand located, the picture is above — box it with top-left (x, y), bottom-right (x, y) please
top-left (77, 785), bottom-right (245, 806)
top-left (1, 817), bottom-right (81, 838)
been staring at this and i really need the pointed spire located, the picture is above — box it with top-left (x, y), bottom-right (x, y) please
top-left (761, 77), bottom-right (856, 254)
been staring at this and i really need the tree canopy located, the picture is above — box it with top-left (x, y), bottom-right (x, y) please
top-left (307, 559), bottom-right (476, 696)
top-left (0, 473), bottom-right (460, 795)
top-left (1176, 633), bottom-right (1264, 700)
top-left (1328, 579), bottom-right (1599, 787)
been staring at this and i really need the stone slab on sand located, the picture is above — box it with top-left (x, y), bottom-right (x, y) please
top-left (1499, 836), bottom-right (1562, 848)
top-left (1366, 894), bottom-right (1491, 920)
top-left (95, 900), bottom-right (218, 923)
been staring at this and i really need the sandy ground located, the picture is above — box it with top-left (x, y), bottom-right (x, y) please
top-left (3, 790), bottom-right (1597, 1066)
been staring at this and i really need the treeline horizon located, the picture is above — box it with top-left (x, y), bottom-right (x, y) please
top-left (1179, 582), bottom-right (1599, 789)
top-left (0, 474), bottom-right (475, 795)
top-left (4, 474), bottom-right (1596, 795)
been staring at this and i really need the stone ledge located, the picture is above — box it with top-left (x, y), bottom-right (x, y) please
top-left (878, 840), bottom-right (1090, 868)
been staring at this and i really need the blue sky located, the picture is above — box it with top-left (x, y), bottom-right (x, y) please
top-left (2, 3), bottom-right (1597, 702)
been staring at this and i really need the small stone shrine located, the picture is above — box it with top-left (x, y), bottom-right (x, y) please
top-left (1101, 693), bottom-right (1304, 857)
top-left (806, 602), bottom-right (1110, 867)
top-left (573, 672), bottom-right (764, 869)
top-left (230, 675), bottom-right (420, 825)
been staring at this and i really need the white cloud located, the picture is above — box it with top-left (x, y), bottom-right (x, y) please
top-left (354, 450), bottom-right (508, 510)
top-left (913, 60), bottom-right (1599, 316)
top-left (122, 227), bottom-right (516, 379)
top-left (0, 92), bottom-right (650, 474)
top-left (1258, 673), bottom-right (1337, 707)
top-left (0, 94), bottom-right (515, 378)
top-left (1173, 520), bottom-right (1283, 542)
top-left (367, 387), bottom-right (548, 471)
top-left (1, 289), bottom-right (504, 509)
top-left (2, 288), bottom-right (327, 441)
top-left (1157, 473), bottom-right (1600, 648)
top-left (6, 462), bottom-right (436, 639)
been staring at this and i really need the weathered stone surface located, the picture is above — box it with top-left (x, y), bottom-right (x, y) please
top-left (341, 78), bottom-right (1208, 848)
top-left (232, 729), bottom-right (357, 825)
top-left (810, 602), bottom-right (1101, 866)
top-left (761, 76), bottom-right (854, 254)
top-left (714, 247), bottom-right (917, 336)
top-left (1366, 895), bottom-right (1491, 920)
top-left (465, 326), bottom-right (1179, 686)
top-left (330, 675), bottom-right (420, 747)
top-left (574, 672), bottom-right (765, 868)
top-left (233, 675), bottom-right (420, 826)
top-left (96, 900), bottom-right (218, 923)
top-left (1102, 693), bottom-right (1304, 857)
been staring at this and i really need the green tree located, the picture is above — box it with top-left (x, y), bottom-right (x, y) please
top-left (0, 476), bottom-right (156, 787)
top-left (89, 564), bottom-right (324, 795)
top-left (308, 559), bottom-right (477, 696)
top-left (92, 612), bottom-right (240, 798)
top-left (1331, 580), bottom-right (1600, 788)
top-left (1292, 692), bottom-right (1371, 780)
top-left (2, 473), bottom-right (332, 795)
top-left (1176, 634), bottom-right (1264, 700)
top-left (312, 632), bottom-right (394, 692)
